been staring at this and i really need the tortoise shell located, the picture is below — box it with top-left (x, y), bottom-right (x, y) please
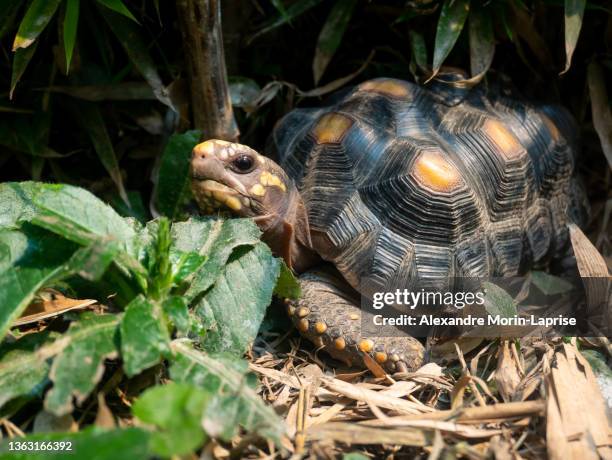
top-left (270, 77), bottom-right (587, 292)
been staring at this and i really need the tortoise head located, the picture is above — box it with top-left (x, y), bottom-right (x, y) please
top-left (190, 139), bottom-right (319, 271)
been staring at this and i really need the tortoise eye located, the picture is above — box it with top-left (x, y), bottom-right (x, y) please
top-left (231, 155), bottom-right (255, 173)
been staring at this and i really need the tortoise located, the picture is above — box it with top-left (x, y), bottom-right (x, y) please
top-left (190, 77), bottom-right (587, 373)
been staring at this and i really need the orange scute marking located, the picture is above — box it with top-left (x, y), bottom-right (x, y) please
top-left (483, 120), bottom-right (522, 159)
top-left (312, 113), bottom-right (354, 144)
top-left (359, 79), bottom-right (410, 98)
top-left (412, 151), bottom-right (461, 192)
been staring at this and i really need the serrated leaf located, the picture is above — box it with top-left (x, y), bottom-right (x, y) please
top-left (173, 218), bottom-right (262, 300)
top-left (132, 382), bottom-right (208, 457)
top-left (98, 7), bottom-right (173, 109)
top-left (170, 341), bottom-right (285, 445)
top-left (312, 0), bottom-right (357, 84)
top-left (10, 41), bottom-right (38, 99)
top-left (12, 0), bottom-right (62, 50)
top-left (432, 0), bottom-right (471, 77)
top-left (562, 0), bottom-right (586, 74)
top-left (482, 282), bottom-right (517, 318)
top-left (63, 0), bottom-right (79, 73)
top-left (0, 225), bottom-right (78, 340)
top-left (193, 243), bottom-right (280, 354)
top-left (44, 313), bottom-right (119, 416)
top-left (0, 332), bottom-right (57, 410)
top-left (0, 182), bottom-right (37, 229)
top-left (96, 0), bottom-right (137, 23)
top-left (155, 130), bottom-right (201, 219)
top-left (531, 271), bottom-right (575, 296)
top-left (0, 427), bottom-right (151, 459)
top-left (78, 103), bottom-right (127, 204)
top-left (120, 295), bottom-right (170, 377)
top-left (468, 5), bottom-right (494, 80)
top-left (274, 261), bottom-right (300, 299)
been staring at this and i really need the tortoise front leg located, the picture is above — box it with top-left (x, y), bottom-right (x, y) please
top-left (285, 267), bottom-right (425, 373)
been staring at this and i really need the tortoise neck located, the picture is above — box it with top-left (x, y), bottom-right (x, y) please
top-left (256, 185), bottom-right (320, 273)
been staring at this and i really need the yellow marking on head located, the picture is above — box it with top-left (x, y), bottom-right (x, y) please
top-left (312, 113), bottom-right (354, 144)
top-left (259, 171), bottom-right (287, 192)
top-left (250, 184), bottom-right (266, 197)
top-left (359, 79), bottom-right (410, 98)
top-left (193, 140), bottom-right (216, 157)
top-left (540, 114), bottom-right (560, 142)
top-left (412, 150), bottom-right (461, 192)
top-left (225, 196), bottom-right (242, 211)
top-left (483, 119), bottom-right (523, 160)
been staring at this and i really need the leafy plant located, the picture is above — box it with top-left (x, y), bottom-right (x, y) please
top-left (0, 180), bottom-right (298, 458)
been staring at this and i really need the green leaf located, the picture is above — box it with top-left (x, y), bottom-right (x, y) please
top-left (0, 427), bottom-right (151, 459)
top-left (78, 103), bottom-right (128, 204)
top-left (0, 182), bottom-right (37, 229)
top-left (312, 0), bottom-right (357, 84)
top-left (63, 0), bottom-right (80, 73)
top-left (0, 332), bottom-right (57, 410)
top-left (155, 130), bottom-right (201, 219)
top-left (98, 7), bottom-right (173, 109)
top-left (132, 382), bottom-right (208, 457)
top-left (409, 30), bottom-right (429, 75)
top-left (173, 218), bottom-right (262, 300)
top-left (0, 225), bottom-right (78, 341)
top-left (0, 0), bottom-right (22, 40)
top-left (274, 261), bottom-right (300, 299)
top-left (44, 313), bottom-right (119, 416)
top-left (432, 0), bottom-right (471, 76)
top-left (67, 239), bottom-right (120, 281)
top-left (468, 5), bottom-right (494, 80)
top-left (96, 0), bottom-right (138, 23)
top-left (10, 41), bottom-right (38, 98)
top-left (12, 0), bottom-right (62, 50)
top-left (482, 282), bottom-right (518, 318)
top-left (162, 296), bottom-right (191, 336)
top-left (270, 0), bottom-right (289, 20)
top-left (120, 295), bottom-right (170, 377)
top-left (170, 341), bottom-right (285, 445)
top-left (562, 0), bottom-right (586, 73)
top-left (194, 243), bottom-right (280, 354)
top-left (343, 454), bottom-right (370, 460)
top-left (531, 271), bottom-right (575, 296)
top-left (250, 0), bottom-right (324, 42)
top-left (31, 183), bottom-right (137, 253)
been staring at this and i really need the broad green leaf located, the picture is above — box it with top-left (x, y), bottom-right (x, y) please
top-left (12, 0), bottom-right (62, 50)
top-left (44, 313), bottom-right (119, 415)
top-left (31, 183), bottom-right (137, 253)
top-left (170, 341), bottom-right (285, 445)
top-left (66, 239), bottom-right (120, 281)
top-left (0, 331), bottom-right (58, 410)
top-left (0, 182), bottom-right (36, 229)
top-left (250, 0), bottom-right (324, 42)
top-left (110, 190), bottom-right (148, 223)
top-left (132, 382), bottom-right (208, 457)
top-left (98, 7), bottom-right (173, 109)
top-left (79, 103), bottom-right (127, 204)
top-left (312, 0), bottom-right (357, 84)
top-left (0, 225), bottom-right (78, 340)
top-left (120, 295), bottom-right (170, 377)
top-left (432, 0), bottom-right (471, 76)
top-left (562, 0), bottom-right (586, 74)
top-left (63, 0), bottom-right (80, 73)
top-left (96, 0), bottom-right (137, 23)
top-left (193, 243), bottom-right (280, 354)
top-left (531, 271), bottom-right (575, 296)
top-left (409, 30), bottom-right (429, 75)
top-left (274, 261), bottom-right (300, 299)
top-left (482, 282), bottom-right (518, 318)
top-left (173, 218), bottom-right (262, 300)
top-left (10, 41), bottom-right (38, 98)
top-left (0, 427), bottom-right (151, 459)
top-left (169, 250), bottom-right (206, 284)
top-left (155, 130), bottom-right (201, 219)
top-left (468, 5), bottom-right (494, 80)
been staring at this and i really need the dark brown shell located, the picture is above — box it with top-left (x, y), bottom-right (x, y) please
top-left (271, 78), bottom-right (588, 292)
